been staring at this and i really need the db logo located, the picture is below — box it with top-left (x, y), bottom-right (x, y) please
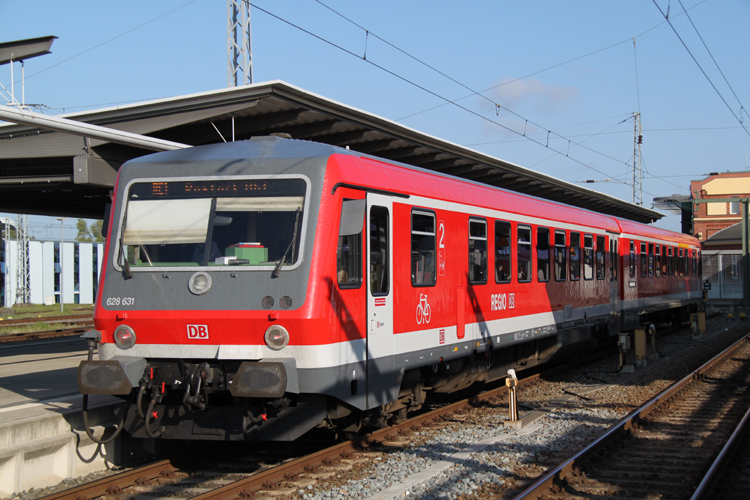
top-left (187, 324), bottom-right (209, 340)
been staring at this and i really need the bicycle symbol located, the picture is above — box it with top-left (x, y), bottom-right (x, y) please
top-left (416, 293), bottom-right (432, 325)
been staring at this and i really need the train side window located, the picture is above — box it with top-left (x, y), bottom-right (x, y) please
top-left (693, 250), bottom-right (697, 276)
top-left (668, 247), bottom-right (673, 276)
top-left (537, 227), bottom-right (550, 282)
top-left (661, 245), bottom-right (667, 277)
top-left (583, 234), bottom-right (594, 280)
top-left (495, 221), bottom-right (512, 283)
top-left (570, 232), bottom-right (581, 281)
top-left (554, 230), bottom-right (566, 281)
top-left (678, 248), bottom-right (684, 277)
top-left (517, 225), bottom-right (532, 282)
top-left (411, 210), bottom-right (436, 286)
top-left (629, 240), bottom-right (635, 278)
top-left (370, 206), bottom-right (390, 295)
top-left (596, 235), bottom-right (605, 280)
top-left (469, 218), bottom-right (487, 284)
top-left (698, 250), bottom-right (702, 276)
top-left (614, 240), bottom-right (618, 281)
top-left (337, 199), bottom-right (364, 288)
top-left (654, 245), bottom-right (661, 278)
top-left (640, 242), bottom-right (647, 278)
top-left (684, 249), bottom-right (689, 276)
top-left (648, 243), bottom-right (654, 277)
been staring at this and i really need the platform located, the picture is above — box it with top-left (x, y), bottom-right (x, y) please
top-left (0, 338), bottom-right (129, 497)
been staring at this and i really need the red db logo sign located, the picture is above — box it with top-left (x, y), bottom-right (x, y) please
top-left (187, 325), bottom-right (209, 340)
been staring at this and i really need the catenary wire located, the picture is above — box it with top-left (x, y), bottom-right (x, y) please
top-left (8, 0), bottom-right (200, 84)
top-left (677, 0), bottom-right (747, 122)
top-left (311, 0), bottom-right (630, 168)
top-left (651, 0), bottom-right (750, 138)
top-left (396, 0), bottom-right (708, 122)
top-left (253, 2), bottom-right (626, 181)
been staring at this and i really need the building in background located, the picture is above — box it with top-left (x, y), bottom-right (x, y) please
top-left (1, 238), bottom-right (103, 308)
top-left (691, 172), bottom-right (750, 243)
top-left (689, 172), bottom-right (750, 300)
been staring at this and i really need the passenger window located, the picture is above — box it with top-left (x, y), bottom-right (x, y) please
top-left (537, 227), bottom-right (550, 282)
top-left (640, 242), bottom-right (647, 278)
top-left (468, 219), bottom-right (487, 284)
top-left (684, 249), bottom-right (689, 276)
top-left (698, 250), bottom-right (702, 276)
top-left (693, 250), bottom-right (697, 276)
top-left (411, 210), bottom-right (436, 286)
top-left (517, 226), bottom-right (532, 282)
top-left (629, 240), bottom-right (635, 278)
top-left (495, 221), bottom-right (512, 283)
top-left (648, 243), bottom-right (654, 277)
top-left (655, 245), bottom-right (661, 278)
top-left (614, 240), bottom-right (617, 281)
top-left (337, 199), bottom-right (363, 289)
top-left (610, 240), bottom-right (620, 281)
top-left (668, 247), bottom-right (673, 276)
top-left (583, 234), bottom-right (594, 280)
top-left (370, 206), bottom-right (389, 295)
top-left (570, 232), bottom-right (581, 281)
top-left (678, 248), bottom-right (684, 277)
top-left (596, 235), bottom-right (605, 280)
top-left (554, 230), bottom-right (566, 281)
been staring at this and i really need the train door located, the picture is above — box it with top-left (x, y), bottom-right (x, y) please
top-left (366, 194), bottom-right (397, 409)
top-left (608, 234), bottom-right (621, 332)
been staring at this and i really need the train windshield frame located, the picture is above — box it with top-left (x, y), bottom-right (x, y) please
top-left (114, 175), bottom-right (310, 272)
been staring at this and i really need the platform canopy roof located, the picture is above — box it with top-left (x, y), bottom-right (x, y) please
top-left (0, 80), bottom-right (663, 222)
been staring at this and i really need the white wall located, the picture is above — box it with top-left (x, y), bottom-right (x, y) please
top-left (42, 241), bottom-right (55, 304)
top-left (61, 242), bottom-right (75, 304)
top-left (79, 244), bottom-right (93, 304)
top-left (29, 241), bottom-right (43, 304)
top-left (4, 241), bottom-right (104, 306)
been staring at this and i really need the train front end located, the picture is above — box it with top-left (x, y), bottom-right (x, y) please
top-left (78, 137), bottom-right (335, 441)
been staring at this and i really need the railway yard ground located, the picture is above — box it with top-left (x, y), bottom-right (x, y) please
top-left (0, 305), bottom-right (94, 340)
top-left (2, 314), bottom-right (750, 500)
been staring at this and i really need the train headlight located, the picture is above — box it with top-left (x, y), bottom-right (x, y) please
top-left (113, 325), bottom-right (136, 350)
top-left (188, 272), bottom-right (212, 295)
top-left (264, 325), bottom-right (290, 350)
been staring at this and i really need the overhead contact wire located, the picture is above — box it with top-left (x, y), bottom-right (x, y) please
top-left (254, 2), bottom-right (623, 181)
top-left (651, 0), bottom-right (750, 138)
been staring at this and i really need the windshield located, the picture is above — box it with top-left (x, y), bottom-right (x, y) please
top-left (118, 178), bottom-right (307, 269)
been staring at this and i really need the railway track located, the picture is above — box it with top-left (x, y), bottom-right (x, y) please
top-left (514, 332), bottom-right (750, 500)
top-left (26, 321), bottom-right (744, 500)
top-left (692, 398), bottom-right (750, 499)
top-left (35, 351), bottom-right (565, 500)
top-left (0, 313), bottom-right (92, 327)
top-left (0, 314), bottom-right (94, 343)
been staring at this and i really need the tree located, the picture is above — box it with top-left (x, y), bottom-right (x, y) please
top-left (76, 218), bottom-right (93, 242)
top-left (91, 220), bottom-right (105, 242)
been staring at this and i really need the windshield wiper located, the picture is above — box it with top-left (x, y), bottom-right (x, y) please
top-left (118, 209), bottom-right (132, 279)
top-left (272, 208), bottom-right (301, 278)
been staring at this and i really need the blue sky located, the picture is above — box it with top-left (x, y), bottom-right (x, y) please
top-left (1, 0), bottom-right (749, 238)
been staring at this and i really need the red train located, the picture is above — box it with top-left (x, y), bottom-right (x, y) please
top-left (78, 137), bottom-right (701, 440)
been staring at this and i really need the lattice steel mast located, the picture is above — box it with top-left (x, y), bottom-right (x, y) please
top-left (227, 0), bottom-right (253, 87)
top-left (15, 215), bottom-right (30, 304)
top-left (632, 112), bottom-right (643, 206)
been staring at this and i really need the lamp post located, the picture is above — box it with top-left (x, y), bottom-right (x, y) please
top-left (57, 217), bottom-right (66, 312)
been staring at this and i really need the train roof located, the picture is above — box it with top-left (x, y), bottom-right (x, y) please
top-left (616, 218), bottom-right (700, 246)
top-left (122, 137), bottom-right (694, 245)
top-left (0, 80), bottom-right (664, 223)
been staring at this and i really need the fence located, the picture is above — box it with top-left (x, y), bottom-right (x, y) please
top-left (703, 251), bottom-right (743, 299)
